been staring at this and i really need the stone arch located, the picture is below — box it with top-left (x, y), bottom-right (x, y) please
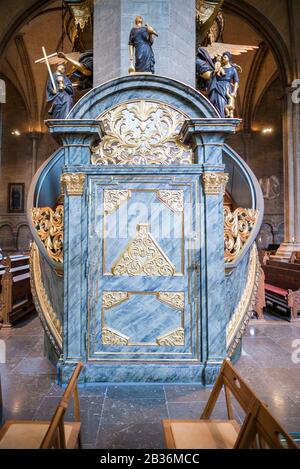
top-left (67, 74), bottom-right (220, 120)
top-left (0, 224), bottom-right (15, 251)
top-left (16, 224), bottom-right (32, 252)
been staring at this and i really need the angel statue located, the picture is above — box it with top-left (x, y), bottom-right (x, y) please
top-left (196, 48), bottom-right (239, 118)
top-left (128, 16), bottom-right (157, 74)
top-left (196, 40), bottom-right (259, 118)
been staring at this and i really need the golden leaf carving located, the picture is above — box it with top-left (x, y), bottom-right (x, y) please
top-left (203, 172), bottom-right (229, 195)
top-left (102, 327), bottom-right (129, 345)
top-left (156, 327), bottom-right (185, 346)
top-left (91, 100), bottom-right (193, 165)
top-left (157, 292), bottom-right (184, 310)
top-left (156, 190), bottom-right (184, 212)
top-left (102, 292), bottom-right (129, 309)
top-left (112, 224), bottom-right (176, 276)
top-left (104, 190), bottom-right (131, 214)
top-left (224, 207), bottom-right (259, 263)
top-left (32, 206), bottom-right (64, 264)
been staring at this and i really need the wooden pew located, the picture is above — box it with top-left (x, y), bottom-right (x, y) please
top-left (0, 254), bottom-right (35, 328)
top-left (262, 261), bottom-right (300, 321)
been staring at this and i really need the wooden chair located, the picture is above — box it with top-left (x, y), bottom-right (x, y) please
top-left (0, 362), bottom-right (83, 449)
top-left (163, 360), bottom-right (299, 449)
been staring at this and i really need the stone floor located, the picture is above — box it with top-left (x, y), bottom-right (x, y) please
top-left (0, 313), bottom-right (300, 449)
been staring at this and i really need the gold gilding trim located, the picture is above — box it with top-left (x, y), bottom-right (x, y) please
top-left (30, 243), bottom-right (62, 350)
top-left (104, 190), bottom-right (131, 214)
top-left (156, 190), bottom-right (184, 213)
top-left (226, 244), bottom-right (258, 350)
top-left (157, 292), bottom-right (184, 310)
top-left (91, 100), bottom-right (193, 165)
top-left (202, 172), bottom-right (229, 195)
top-left (156, 328), bottom-right (185, 346)
top-left (61, 173), bottom-right (85, 196)
top-left (224, 207), bottom-right (259, 263)
top-left (112, 224), bottom-right (176, 276)
top-left (102, 327), bottom-right (129, 345)
top-left (102, 292), bottom-right (130, 309)
top-left (31, 206), bottom-right (63, 264)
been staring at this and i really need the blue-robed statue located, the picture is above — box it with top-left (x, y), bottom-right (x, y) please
top-left (196, 48), bottom-right (239, 118)
top-left (46, 64), bottom-right (74, 119)
top-left (128, 16), bottom-right (157, 73)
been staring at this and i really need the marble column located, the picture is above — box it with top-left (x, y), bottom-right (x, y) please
top-left (181, 118), bottom-right (240, 383)
top-left (275, 87), bottom-right (300, 260)
top-left (93, 0), bottom-right (196, 87)
top-left (46, 120), bottom-right (103, 364)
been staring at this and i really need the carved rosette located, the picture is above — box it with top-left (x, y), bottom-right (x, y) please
top-left (202, 172), bottom-right (229, 195)
top-left (104, 190), bottom-right (131, 214)
top-left (61, 173), bottom-right (86, 196)
top-left (156, 328), bottom-right (185, 346)
top-left (102, 327), bottom-right (129, 345)
top-left (112, 224), bottom-right (176, 276)
top-left (158, 292), bottom-right (184, 310)
top-left (91, 100), bottom-right (193, 165)
top-left (32, 206), bottom-right (64, 264)
top-left (156, 190), bottom-right (184, 213)
top-left (224, 207), bottom-right (259, 263)
top-left (102, 292), bottom-right (129, 309)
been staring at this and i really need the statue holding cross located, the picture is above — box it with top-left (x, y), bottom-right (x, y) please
top-left (36, 47), bottom-right (74, 119)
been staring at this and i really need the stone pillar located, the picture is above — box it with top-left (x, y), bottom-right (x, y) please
top-left (46, 120), bottom-right (103, 366)
top-left (275, 87), bottom-right (300, 260)
top-left (29, 132), bottom-right (42, 179)
top-left (181, 118), bottom-right (240, 383)
top-left (93, 0), bottom-right (196, 87)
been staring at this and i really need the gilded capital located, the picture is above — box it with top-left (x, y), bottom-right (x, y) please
top-left (61, 173), bottom-right (86, 196)
top-left (202, 172), bottom-right (229, 195)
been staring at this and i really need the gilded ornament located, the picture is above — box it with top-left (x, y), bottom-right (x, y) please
top-left (202, 172), bottom-right (229, 195)
top-left (224, 207), bottom-right (258, 263)
top-left (158, 292), bottom-right (184, 310)
top-left (102, 327), bottom-right (129, 346)
top-left (104, 190), bottom-right (132, 214)
top-left (112, 224), bottom-right (176, 276)
top-left (102, 292), bottom-right (130, 309)
top-left (156, 327), bottom-right (185, 346)
top-left (91, 100), bottom-right (193, 165)
top-left (61, 173), bottom-right (85, 196)
top-left (156, 190), bottom-right (184, 213)
top-left (31, 205), bottom-right (64, 263)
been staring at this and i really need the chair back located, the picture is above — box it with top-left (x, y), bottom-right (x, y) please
top-left (236, 400), bottom-right (299, 449)
top-left (40, 362), bottom-right (83, 449)
top-left (201, 359), bottom-right (257, 421)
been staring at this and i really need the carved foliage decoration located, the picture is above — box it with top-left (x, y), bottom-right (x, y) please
top-left (203, 172), bottom-right (229, 195)
top-left (112, 224), bottom-right (176, 276)
top-left (156, 328), bottom-right (185, 346)
top-left (91, 100), bottom-right (193, 165)
top-left (102, 292), bottom-right (129, 309)
top-left (156, 190), bottom-right (184, 213)
top-left (32, 206), bottom-right (64, 263)
top-left (104, 190), bottom-right (131, 214)
top-left (224, 207), bottom-right (259, 263)
top-left (61, 173), bottom-right (85, 196)
top-left (158, 292), bottom-right (184, 310)
top-left (102, 327), bottom-right (129, 345)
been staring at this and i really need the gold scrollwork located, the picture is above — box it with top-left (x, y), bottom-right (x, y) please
top-left (32, 206), bottom-right (63, 264)
top-left (224, 207), bottom-right (259, 263)
top-left (156, 190), bottom-right (184, 213)
top-left (102, 327), bottom-right (129, 345)
top-left (203, 172), bottom-right (229, 195)
top-left (104, 190), bottom-right (132, 214)
top-left (102, 292), bottom-right (130, 309)
top-left (91, 100), bottom-right (193, 165)
top-left (30, 243), bottom-right (63, 352)
top-left (156, 328), bottom-right (185, 346)
top-left (69, 0), bottom-right (91, 31)
top-left (112, 224), bottom-right (176, 276)
top-left (61, 173), bottom-right (85, 196)
top-left (157, 292), bottom-right (184, 310)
